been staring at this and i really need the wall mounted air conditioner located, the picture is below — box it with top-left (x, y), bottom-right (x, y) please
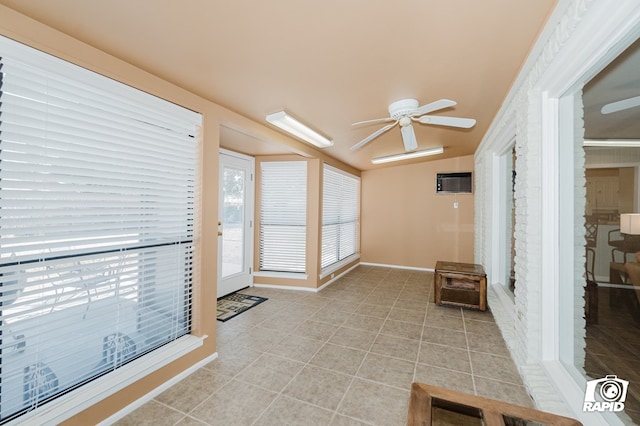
top-left (436, 172), bottom-right (473, 194)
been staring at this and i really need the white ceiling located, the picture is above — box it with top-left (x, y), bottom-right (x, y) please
top-left (0, 0), bottom-right (561, 170)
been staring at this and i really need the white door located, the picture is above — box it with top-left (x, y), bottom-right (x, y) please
top-left (218, 150), bottom-right (254, 297)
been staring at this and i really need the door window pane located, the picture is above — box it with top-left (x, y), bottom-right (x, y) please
top-left (222, 166), bottom-right (245, 278)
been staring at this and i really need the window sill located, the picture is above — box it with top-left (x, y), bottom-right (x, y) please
top-left (253, 271), bottom-right (309, 280)
top-left (15, 334), bottom-right (205, 426)
top-left (320, 254), bottom-right (360, 279)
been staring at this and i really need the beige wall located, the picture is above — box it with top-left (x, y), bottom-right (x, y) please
top-left (361, 155), bottom-right (475, 269)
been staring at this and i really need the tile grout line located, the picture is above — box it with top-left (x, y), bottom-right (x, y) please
top-left (461, 308), bottom-right (479, 396)
top-left (251, 271), bottom-right (378, 426)
top-left (332, 268), bottom-right (416, 425)
top-left (413, 273), bottom-right (433, 386)
top-left (131, 267), bottom-right (520, 426)
top-left (249, 309), bottom-right (342, 425)
top-left (175, 332), bottom-right (274, 425)
top-left (207, 295), bottom-right (332, 424)
top-left (162, 267), bottom-right (431, 426)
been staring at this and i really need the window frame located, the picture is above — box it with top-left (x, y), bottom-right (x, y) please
top-left (321, 163), bottom-right (360, 273)
top-left (258, 160), bottom-right (308, 274)
top-left (0, 35), bottom-right (205, 425)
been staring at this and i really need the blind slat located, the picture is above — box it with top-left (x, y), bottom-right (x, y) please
top-left (321, 164), bottom-right (360, 269)
top-left (259, 162), bottom-right (307, 273)
top-left (0, 35), bottom-right (200, 422)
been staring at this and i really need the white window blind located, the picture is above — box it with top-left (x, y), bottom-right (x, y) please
top-left (321, 165), bottom-right (360, 269)
top-left (0, 36), bottom-right (201, 423)
top-left (259, 161), bottom-right (307, 273)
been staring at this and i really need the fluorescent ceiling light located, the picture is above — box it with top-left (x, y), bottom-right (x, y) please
top-left (371, 147), bottom-right (444, 164)
top-left (583, 139), bottom-right (640, 147)
top-left (266, 111), bottom-right (333, 148)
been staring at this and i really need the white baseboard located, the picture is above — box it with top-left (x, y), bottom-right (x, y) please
top-left (359, 262), bottom-right (434, 272)
top-left (254, 262), bottom-right (434, 295)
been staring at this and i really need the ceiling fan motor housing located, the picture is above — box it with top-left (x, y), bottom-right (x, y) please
top-left (388, 98), bottom-right (419, 119)
top-left (350, 97), bottom-right (474, 152)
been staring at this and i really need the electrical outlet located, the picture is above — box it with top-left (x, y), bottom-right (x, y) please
top-left (454, 202), bottom-right (459, 209)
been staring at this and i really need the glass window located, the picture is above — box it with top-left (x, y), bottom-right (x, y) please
top-left (259, 161), bottom-right (307, 273)
top-left (0, 36), bottom-right (200, 422)
top-left (321, 164), bottom-right (360, 269)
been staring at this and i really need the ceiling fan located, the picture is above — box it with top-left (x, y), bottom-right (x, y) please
top-left (351, 98), bottom-right (476, 152)
top-left (601, 95), bottom-right (640, 114)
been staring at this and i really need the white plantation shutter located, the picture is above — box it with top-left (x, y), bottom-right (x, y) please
top-left (321, 165), bottom-right (360, 269)
top-left (259, 161), bottom-right (307, 273)
top-left (0, 36), bottom-right (200, 422)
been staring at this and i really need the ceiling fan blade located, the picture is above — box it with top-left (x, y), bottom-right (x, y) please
top-left (352, 117), bottom-right (395, 126)
top-left (412, 99), bottom-right (457, 116)
top-left (418, 115), bottom-right (476, 128)
top-left (351, 122), bottom-right (397, 151)
top-left (601, 95), bottom-right (640, 114)
top-left (400, 124), bottom-right (418, 152)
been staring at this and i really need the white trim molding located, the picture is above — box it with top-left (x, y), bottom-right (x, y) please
top-left (253, 271), bottom-right (309, 280)
top-left (475, 0), bottom-right (640, 423)
top-left (252, 283), bottom-right (317, 292)
top-left (359, 262), bottom-right (434, 272)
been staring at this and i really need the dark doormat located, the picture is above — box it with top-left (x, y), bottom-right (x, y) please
top-left (217, 292), bottom-right (268, 322)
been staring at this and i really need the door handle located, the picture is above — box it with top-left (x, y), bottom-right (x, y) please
top-left (218, 231), bottom-right (223, 236)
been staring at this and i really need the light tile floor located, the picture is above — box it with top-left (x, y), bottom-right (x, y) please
top-left (115, 265), bottom-right (532, 426)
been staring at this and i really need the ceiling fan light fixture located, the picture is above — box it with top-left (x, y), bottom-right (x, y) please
top-left (371, 146), bottom-right (444, 165)
top-left (266, 111), bottom-right (333, 148)
top-left (583, 139), bottom-right (640, 147)
top-left (351, 98), bottom-right (474, 152)
top-left (389, 98), bottom-right (420, 118)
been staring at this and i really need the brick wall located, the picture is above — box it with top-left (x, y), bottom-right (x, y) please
top-left (474, 0), bottom-right (594, 416)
